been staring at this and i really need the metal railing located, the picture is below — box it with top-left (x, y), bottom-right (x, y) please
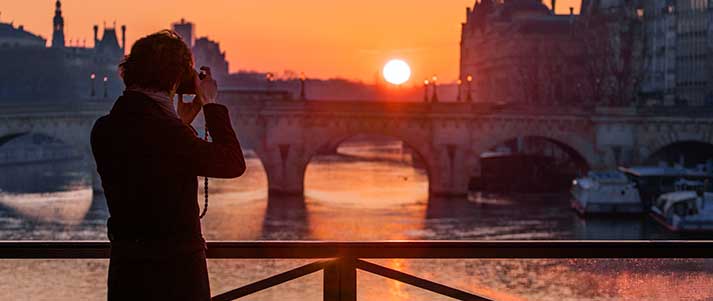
top-left (1, 241), bottom-right (712, 301)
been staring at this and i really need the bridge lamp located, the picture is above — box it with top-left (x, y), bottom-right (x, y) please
top-left (466, 74), bottom-right (473, 103)
top-left (431, 75), bottom-right (439, 103)
top-left (457, 79), bottom-right (463, 102)
top-left (423, 79), bottom-right (430, 102)
top-left (266, 72), bottom-right (274, 91)
top-left (103, 76), bottom-right (109, 98)
top-left (299, 72), bottom-right (307, 101)
top-left (90, 73), bottom-right (96, 98)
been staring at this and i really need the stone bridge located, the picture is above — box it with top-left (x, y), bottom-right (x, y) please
top-left (2, 98), bottom-right (713, 196)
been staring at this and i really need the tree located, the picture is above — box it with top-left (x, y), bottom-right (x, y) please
top-left (573, 8), bottom-right (646, 106)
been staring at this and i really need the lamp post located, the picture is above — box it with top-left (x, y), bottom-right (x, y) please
top-left (90, 73), bottom-right (96, 98)
top-left (457, 79), bottom-right (463, 102)
top-left (431, 75), bottom-right (439, 103)
top-left (466, 74), bottom-right (473, 103)
top-left (423, 79), bottom-right (430, 102)
top-left (300, 72), bottom-right (307, 101)
top-left (103, 76), bottom-right (108, 98)
top-left (266, 72), bottom-right (274, 91)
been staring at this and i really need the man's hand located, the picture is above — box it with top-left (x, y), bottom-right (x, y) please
top-left (177, 67), bottom-right (218, 124)
top-left (196, 66), bottom-right (218, 105)
top-left (177, 94), bottom-right (202, 124)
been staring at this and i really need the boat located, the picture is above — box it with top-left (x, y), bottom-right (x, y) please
top-left (650, 181), bottom-right (713, 232)
top-left (570, 171), bottom-right (642, 215)
top-left (619, 166), bottom-right (713, 209)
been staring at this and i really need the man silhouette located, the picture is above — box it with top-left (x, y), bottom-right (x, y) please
top-left (91, 30), bottom-right (246, 300)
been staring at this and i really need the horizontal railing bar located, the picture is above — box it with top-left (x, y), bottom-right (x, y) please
top-left (356, 259), bottom-right (492, 301)
top-left (0, 241), bottom-right (712, 259)
top-left (211, 259), bottom-right (332, 301)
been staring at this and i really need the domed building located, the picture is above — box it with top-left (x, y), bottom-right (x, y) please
top-left (0, 23), bottom-right (46, 48)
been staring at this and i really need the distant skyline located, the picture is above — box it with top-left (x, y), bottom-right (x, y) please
top-left (3, 0), bottom-right (581, 84)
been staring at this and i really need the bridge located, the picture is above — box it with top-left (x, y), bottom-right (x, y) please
top-left (2, 96), bottom-right (713, 196)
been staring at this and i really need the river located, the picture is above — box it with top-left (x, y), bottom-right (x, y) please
top-left (0, 139), bottom-right (711, 300)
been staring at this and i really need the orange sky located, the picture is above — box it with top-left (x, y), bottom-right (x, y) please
top-left (2, 0), bottom-right (581, 84)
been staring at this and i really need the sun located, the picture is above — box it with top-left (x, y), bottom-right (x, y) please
top-left (382, 59), bottom-right (411, 85)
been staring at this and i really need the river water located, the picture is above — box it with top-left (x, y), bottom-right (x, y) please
top-left (0, 139), bottom-right (712, 300)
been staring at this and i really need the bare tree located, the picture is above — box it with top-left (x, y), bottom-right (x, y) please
top-left (573, 9), bottom-right (646, 106)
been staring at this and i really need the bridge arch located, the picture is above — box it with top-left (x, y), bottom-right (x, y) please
top-left (252, 121), bottom-right (453, 197)
top-left (644, 140), bottom-right (713, 168)
top-left (304, 128), bottom-right (438, 194)
top-left (479, 135), bottom-right (591, 171)
top-left (473, 126), bottom-right (597, 171)
top-left (0, 132), bottom-right (87, 164)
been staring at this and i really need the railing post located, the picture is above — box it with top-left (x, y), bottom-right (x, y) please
top-left (324, 257), bottom-right (356, 301)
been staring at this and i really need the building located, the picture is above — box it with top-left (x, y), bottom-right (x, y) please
top-left (193, 37), bottom-right (229, 79)
top-left (0, 23), bottom-right (45, 48)
top-left (0, 0), bottom-right (125, 102)
top-left (638, 0), bottom-right (713, 106)
top-left (171, 19), bottom-right (230, 80)
top-left (172, 19), bottom-right (195, 48)
top-left (461, 0), bottom-right (713, 107)
top-left (459, 0), bottom-right (581, 105)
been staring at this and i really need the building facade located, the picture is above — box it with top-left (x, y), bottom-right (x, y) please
top-left (0, 0), bottom-right (125, 102)
top-left (461, 0), bottom-right (713, 106)
top-left (171, 20), bottom-right (230, 80)
top-left (639, 0), bottom-right (713, 106)
top-left (460, 0), bottom-right (581, 105)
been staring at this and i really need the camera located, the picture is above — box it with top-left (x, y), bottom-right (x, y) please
top-left (176, 69), bottom-right (207, 95)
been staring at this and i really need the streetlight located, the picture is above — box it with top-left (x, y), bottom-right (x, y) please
top-left (423, 79), bottom-right (430, 102)
top-left (90, 73), bottom-right (96, 97)
top-left (266, 72), bottom-right (274, 91)
top-left (300, 72), bottom-right (307, 101)
top-left (431, 75), bottom-right (439, 103)
top-left (457, 79), bottom-right (463, 102)
top-left (103, 76), bottom-right (109, 98)
top-left (466, 74), bottom-right (473, 103)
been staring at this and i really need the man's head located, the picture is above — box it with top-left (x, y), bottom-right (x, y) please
top-left (119, 30), bottom-right (194, 93)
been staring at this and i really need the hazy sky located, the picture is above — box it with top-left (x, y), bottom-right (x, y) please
top-left (3, 0), bottom-right (581, 84)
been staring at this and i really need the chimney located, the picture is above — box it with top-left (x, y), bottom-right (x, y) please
top-left (93, 25), bottom-right (99, 46)
top-left (551, 0), bottom-right (556, 14)
top-left (121, 25), bottom-right (126, 53)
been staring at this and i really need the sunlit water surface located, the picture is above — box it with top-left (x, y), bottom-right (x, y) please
top-left (0, 140), bottom-right (712, 300)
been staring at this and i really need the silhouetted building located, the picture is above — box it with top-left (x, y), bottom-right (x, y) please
top-left (51, 0), bottom-right (65, 48)
top-left (172, 19), bottom-right (230, 80)
top-left (460, 0), bottom-right (581, 105)
top-left (172, 19), bottom-right (195, 48)
top-left (0, 23), bottom-right (45, 48)
top-left (0, 0), bottom-right (125, 102)
top-left (193, 37), bottom-right (229, 79)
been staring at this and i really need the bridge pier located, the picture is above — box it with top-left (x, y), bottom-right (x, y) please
top-left (427, 145), bottom-right (473, 197)
top-left (259, 144), bottom-right (307, 196)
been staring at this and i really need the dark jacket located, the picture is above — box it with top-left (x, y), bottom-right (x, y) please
top-left (92, 91), bottom-right (245, 247)
top-left (91, 91), bottom-right (245, 300)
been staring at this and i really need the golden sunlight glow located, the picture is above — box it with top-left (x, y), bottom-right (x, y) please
top-left (383, 59), bottom-right (411, 85)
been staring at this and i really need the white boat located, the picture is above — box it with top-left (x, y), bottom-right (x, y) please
top-left (650, 188), bottom-right (713, 233)
top-left (619, 166), bottom-right (713, 208)
top-left (571, 171), bottom-right (642, 215)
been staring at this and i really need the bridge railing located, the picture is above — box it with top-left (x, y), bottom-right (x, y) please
top-left (1, 240), bottom-right (712, 301)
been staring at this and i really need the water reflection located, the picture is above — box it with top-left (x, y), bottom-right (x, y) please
top-left (0, 159), bottom-right (93, 227)
top-left (0, 140), bottom-right (708, 241)
top-left (261, 195), bottom-right (310, 240)
top-left (2, 140), bottom-right (713, 299)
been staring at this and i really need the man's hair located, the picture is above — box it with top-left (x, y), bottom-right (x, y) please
top-left (119, 30), bottom-right (194, 92)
